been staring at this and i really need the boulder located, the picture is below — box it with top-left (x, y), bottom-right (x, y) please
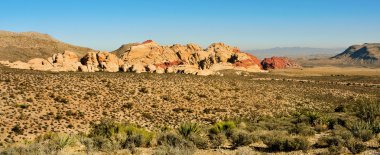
top-left (131, 63), bottom-right (146, 73)
top-left (28, 58), bottom-right (53, 71)
top-left (155, 67), bottom-right (165, 74)
top-left (80, 52), bottom-right (100, 72)
top-left (97, 52), bottom-right (121, 72)
top-left (165, 67), bottom-right (174, 73)
top-left (146, 64), bottom-right (157, 73)
top-left (121, 63), bottom-right (132, 72)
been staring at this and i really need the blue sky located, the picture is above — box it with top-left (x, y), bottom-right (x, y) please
top-left (1, 0), bottom-right (380, 51)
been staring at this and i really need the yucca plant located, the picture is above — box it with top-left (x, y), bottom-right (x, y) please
top-left (177, 122), bottom-right (200, 139)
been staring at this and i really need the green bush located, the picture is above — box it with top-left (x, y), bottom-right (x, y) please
top-left (209, 121), bottom-right (236, 135)
top-left (177, 122), bottom-right (200, 139)
top-left (189, 134), bottom-right (208, 149)
top-left (348, 121), bottom-right (374, 141)
top-left (89, 119), bottom-right (154, 150)
top-left (230, 129), bottom-right (253, 148)
top-left (354, 98), bottom-right (380, 123)
top-left (261, 133), bottom-right (309, 152)
top-left (288, 123), bottom-right (316, 136)
top-left (345, 138), bottom-right (367, 154)
top-left (293, 111), bottom-right (321, 126)
top-left (209, 133), bottom-right (226, 148)
top-left (315, 136), bottom-right (344, 148)
top-left (157, 132), bottom-right (193, 148)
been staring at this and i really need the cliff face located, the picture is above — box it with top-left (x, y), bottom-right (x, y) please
top-left (332, 43), bottom-right (380, 64)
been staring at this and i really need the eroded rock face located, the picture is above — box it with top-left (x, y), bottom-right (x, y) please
top-left (261, 57), bottom-right (301, 70)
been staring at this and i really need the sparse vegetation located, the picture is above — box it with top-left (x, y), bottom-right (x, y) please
top-left (0, 65), bottom-right (379, 154)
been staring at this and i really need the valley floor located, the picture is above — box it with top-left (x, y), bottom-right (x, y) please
top-left (0, 65), bottom-right (379, 154)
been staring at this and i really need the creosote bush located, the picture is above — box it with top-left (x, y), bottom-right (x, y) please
top-left (261, 132), bottom-right (309, 152)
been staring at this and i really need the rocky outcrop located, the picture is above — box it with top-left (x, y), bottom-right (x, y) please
top-left (112, 40), bottom-right (263, 74)
top-left (2, 40), bottom-right (273, 75)
top-left (261, 57), bottom-right (301, 70)
top-left (332, 43), bottom-right (380, 64)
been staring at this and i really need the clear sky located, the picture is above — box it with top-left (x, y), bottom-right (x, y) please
top-left (1, 0), bottom-right (380, 51)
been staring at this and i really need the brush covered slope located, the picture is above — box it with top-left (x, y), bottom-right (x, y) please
top-left (0, 30), bottom-right (93, 62)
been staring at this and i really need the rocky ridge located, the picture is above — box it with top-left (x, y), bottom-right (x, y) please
top-left (332, 43), bottom-right (380, 64)
top-left (0, 40), bottom-right (268, 75)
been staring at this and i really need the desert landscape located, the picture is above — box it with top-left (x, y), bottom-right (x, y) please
top-left (0, 30), bottom-right (379, 155)
top-left (1, 1), bottom-right (380, 155)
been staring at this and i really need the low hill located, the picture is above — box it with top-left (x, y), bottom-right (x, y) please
top-left (0, 30), bottom-right (94, 62)
top-left (332, 43), bottom-right (380, 64)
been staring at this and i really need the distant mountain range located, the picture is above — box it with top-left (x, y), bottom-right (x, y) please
top-left (247, 47), bottom-right (345, 59)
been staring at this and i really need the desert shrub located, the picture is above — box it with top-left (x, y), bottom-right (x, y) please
top-left (334, 104), bottom-right (346, 112)
top-left (11, 124), bottom-right (23, 135)
top-left (345, 138), bottom-right (367, 154)
top-left (292, 111), bottom-right (321, 126)
top-left (348, 121), bottom-right (374, 141)
top-left (209, 121), bottom-right (236, 135)
top-left (177, 122), bottom-right (200, 139)
top-left (315, 136), bottom-right (344, 148)
top-left (54, 96), bottom-right (69, 104)
top-left (288, 123), bottom-right (316, 136)
top-left (79, 136), bottom-right (94, 154)
top-left (89, 119), bottom-right (153, 150)
top-left (353, 99), bottom-right (380, 123)
top-left (16, 104), bottom-right (29, 109)
top-left (327, 145), bottom-right (344, 155)
top-left (46, 133), bottom-right (76, 151)
top-left (371, 121), bottom-right (380, 134)
top-left (91, 136), bottom-right (117, 151)
top-left (230, 129), bottom-right (253, 148)
top-left (332, 126), bottom-right (353, 141)
top-left (208, 132), bottom-right (226, 148)
top-left (0, 143), bottom-right (51, 155)
top-left (261, 132), bottom-right (309, 152)
top-left (157, 132), bottom-right (194, 148)
top-left (188, 134), bottom-right (208, 149)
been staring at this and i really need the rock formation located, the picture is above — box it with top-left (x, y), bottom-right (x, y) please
top-left (261, 57), bottom-right (301, 70)
top-left (112, 40), bottom-right (263, 75)
top-left (1, 40), bottom-right (292, 75)
top-left (332, 43), bottom-right (380, 64)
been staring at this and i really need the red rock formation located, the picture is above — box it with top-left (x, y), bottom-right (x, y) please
top-left (233, 52), bottom-right (262, 68)
top-left (261, 57), bottom-right (300, 70)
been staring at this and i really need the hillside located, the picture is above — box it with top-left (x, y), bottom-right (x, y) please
top-left (0, 30), bottom-right (94, 62)
top-left (332, 43), bottom-right (380, 64)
